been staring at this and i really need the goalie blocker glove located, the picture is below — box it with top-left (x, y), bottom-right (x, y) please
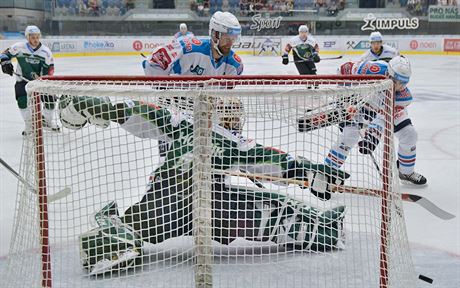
top-left (285, 160), bottom-right (349, 200)
top-left (282, 54), bottom-right (289, 65)
top-left (0, 57), bottom-right (13, 76)
top-left (298, 104), bottom-right (357, 133)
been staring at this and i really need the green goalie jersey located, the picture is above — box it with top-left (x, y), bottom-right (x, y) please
top-left (2, 41), bottom-right (54, 81)
top-left (64, 96), bottom-right (349, 186)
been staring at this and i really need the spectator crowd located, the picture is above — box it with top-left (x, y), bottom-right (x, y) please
top-left (53, 0), bottom-right (458, 18)
top-left (401, 0), bottom-right (458, 16)
top-left (189, 0), bottom-right (346, 17)
top-left (54, 0), bottom-right (136, 16)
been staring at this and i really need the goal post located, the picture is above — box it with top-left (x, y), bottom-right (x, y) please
top-left (1, 75), bottom-right (416, 288)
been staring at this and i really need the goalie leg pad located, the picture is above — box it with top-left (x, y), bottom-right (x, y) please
top-left (276, 205), bottom-right (346, 251)
top-left (80, 202), bottom-right (143, 276)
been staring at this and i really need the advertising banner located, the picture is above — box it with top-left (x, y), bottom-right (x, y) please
top-left (444, 38), bottom-right (460, 52)
top-left (1, 35), bottom-right (458, 57)
top-left (429, 6), bottom-right (460, 22)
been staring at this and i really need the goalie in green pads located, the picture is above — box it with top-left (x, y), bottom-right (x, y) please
top-left (60, 95), bottom-right (349, 275)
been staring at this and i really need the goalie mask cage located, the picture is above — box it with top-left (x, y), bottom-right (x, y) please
top-left (1, 75), bottom-right (416, 288)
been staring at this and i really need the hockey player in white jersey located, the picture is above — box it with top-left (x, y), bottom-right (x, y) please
top-left (282, 25), bottom-right (320, 75)
top-left (0, 25), bottom-right (59, 135)
top-left (143, 11), bottom-right (243, 159)
top-left (324, 57), bottom-right (427, 186)
top-left (174, 23), bottom-right (194, 40)
top-left (359, 32), bottom-right (399, 63)
top-left (143, 11), bottom-right (243, 77)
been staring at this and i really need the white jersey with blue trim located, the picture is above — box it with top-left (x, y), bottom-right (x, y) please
top-left (143, 37), bottom-right (243, 76)
top-left (359, 44), bottom-right (399, 62)
top-left (174, 31), bottom-right (195, 40)
top-left (353, 60), bottom-right (413, 109)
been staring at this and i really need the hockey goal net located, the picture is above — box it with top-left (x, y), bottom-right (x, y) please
top-left (1, 75), bottom-right (415, 288)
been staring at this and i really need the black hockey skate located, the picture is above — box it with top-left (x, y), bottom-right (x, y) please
top-left (399, 171), bottom-right (427, 186)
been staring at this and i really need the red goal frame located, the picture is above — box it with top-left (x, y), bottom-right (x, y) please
top-left (31, 74), bottom-right (393, 288)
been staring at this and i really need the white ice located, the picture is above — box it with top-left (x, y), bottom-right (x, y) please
top-left (0, 53), bottom-right (459, 287)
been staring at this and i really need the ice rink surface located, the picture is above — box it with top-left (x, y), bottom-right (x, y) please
top-left (0, 53), bottom-right (459, 287)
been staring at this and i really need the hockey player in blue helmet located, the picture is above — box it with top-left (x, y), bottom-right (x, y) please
top-left (323, 56), bottom-right (427, 186)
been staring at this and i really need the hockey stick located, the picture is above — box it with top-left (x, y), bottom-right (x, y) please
top-left (216, 169), bottom-right (455, 220)
top-left (297, 95), bottom-right (359, 133)
top-left (290, 55), bottom-right (343, 63)
top-left (0, 157), bottom-right (71, 202)
top-left (13, 72), bottom-right (30, 82)
top-left (366, 152), bottom-right (406, 218)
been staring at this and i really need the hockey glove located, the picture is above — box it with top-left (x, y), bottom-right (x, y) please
top-left (291, 169), bottom-right (343, 201)
top-left (282, 54), bottom-right (289, 65)
top-left (308, 172), bottom-right (345, 201)
top-left (358, 128), bottom-right (381, 154)
top-left (1, 58), bottom-right (13, 76)
top-left (312, 52), bottom-right (320, 63)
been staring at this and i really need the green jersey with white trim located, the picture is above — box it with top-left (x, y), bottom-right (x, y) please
top-left (2, 41), bottom-right (54, 81)
top-left (118, 99), bottom-right (349, 183)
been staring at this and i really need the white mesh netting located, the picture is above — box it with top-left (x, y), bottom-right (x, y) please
top-left (1, 76), bottom-right (415, 288)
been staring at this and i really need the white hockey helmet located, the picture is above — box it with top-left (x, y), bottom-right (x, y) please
top-left (388, 56), bottom-right (411, 87)
top-left (369, 31), bottom-right (383, 42)
top-left (25, 25), bottom-right (41, 38)
top-left (179, 23), bottom-right (187, 32)
top-left (209, 11), bottom-right (241, 56)
top-left (298, 25), bottom-right (309, 33)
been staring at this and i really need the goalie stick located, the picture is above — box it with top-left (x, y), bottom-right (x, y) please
top-left (216, 169), bottom-right (455, 220)
top-left (298, 96), bottom-right (359, 133)
top-left (0, 157), bottom-right (71, 202)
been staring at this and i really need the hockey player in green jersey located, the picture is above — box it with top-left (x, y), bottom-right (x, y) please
top-left (282, 25), bottom-right (320, 75)
top-left (59, 95), bottom-right (349, 276)
top-left (0, 25), bottom-right (59, 135)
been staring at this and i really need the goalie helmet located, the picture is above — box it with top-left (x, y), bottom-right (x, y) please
top-left (179, 23), bottom-right (187, 32)
top-left (216, 97), bottom-right (245, 132)
top-left (388, 56), bottom-right (411, 88)
top-left (25, 25), bottom-right (41, 39)
top-left (209, 11), bottom-right (241, 56)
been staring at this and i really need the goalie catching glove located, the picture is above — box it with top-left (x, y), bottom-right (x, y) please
top-left (59, 95), bottom-right (111, 130)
